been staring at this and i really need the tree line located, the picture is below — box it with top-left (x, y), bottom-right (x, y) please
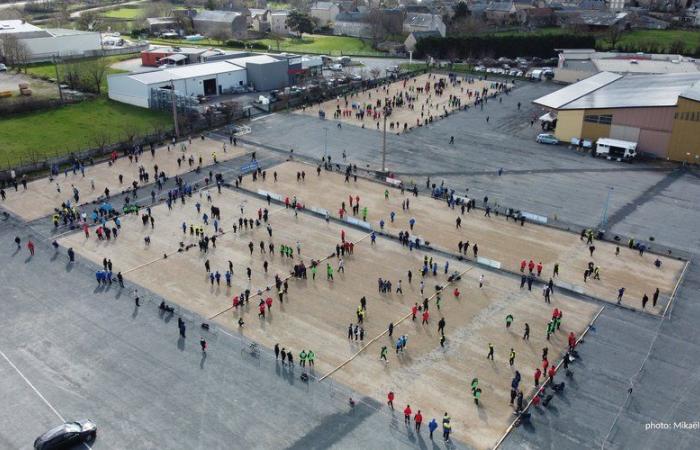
top-left (415, 34), bottom-right (596, 59)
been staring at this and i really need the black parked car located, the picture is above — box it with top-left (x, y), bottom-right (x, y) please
top-left (34, 420), bottom-right (97, 449)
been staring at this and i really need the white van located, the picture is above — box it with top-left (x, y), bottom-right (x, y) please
top-left (595, 138), bottom-right (637, 161)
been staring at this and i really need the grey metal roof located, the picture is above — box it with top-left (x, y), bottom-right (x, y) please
top-left (563, 72), bottom-right (700, 109)
top-left (533, 71), bottom-right (621, 109)
top-left (680, 83), bottom-right (700, 102)
top-left (193, 10), bottom-right (241, 23)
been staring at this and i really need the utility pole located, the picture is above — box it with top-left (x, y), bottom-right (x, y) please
top-left (52, 55), bottom-right (63, 103)
top-left (170, 80), bottom-right (180, 140)
top-left (599, 186), bottom-right (613, 230)
top-left (323, 127), bottom-right (328, 159)
top-left (381, 106), bottom-right (388, 172)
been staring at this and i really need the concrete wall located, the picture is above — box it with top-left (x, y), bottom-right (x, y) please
top-left (246, 60), bottom-right (287, 91)
top-left (554, 109), bottom-right (584, 142)
top-left (668, 97), bottom-right (700, 162)
top-left (107, 74), bottom-right (150, 108)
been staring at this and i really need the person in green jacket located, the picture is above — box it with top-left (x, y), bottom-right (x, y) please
top-left (307, 350), bottom-right (315, 367)
top-left (299, 350), bottom-right (307, 367)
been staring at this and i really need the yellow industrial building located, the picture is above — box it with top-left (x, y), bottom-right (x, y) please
top-left (534, 72), bottom-right (700, 163)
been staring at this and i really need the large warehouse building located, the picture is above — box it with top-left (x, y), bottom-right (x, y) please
top-left (534, 71), bottom-right (700, 162)
top-left (108, 54), bottom-right (289, 108)
top-left (0, 20), bottom-right (102, 62)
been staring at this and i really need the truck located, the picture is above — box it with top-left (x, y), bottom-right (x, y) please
top-left (594, 138), bottom-right (637, 162)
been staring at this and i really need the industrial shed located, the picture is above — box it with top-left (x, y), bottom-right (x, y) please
top-left (534, 71), bottom-right (700, 162)
top-left (108, 54), bottom-right (289, 108)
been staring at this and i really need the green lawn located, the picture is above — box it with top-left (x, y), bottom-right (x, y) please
top-left (0, 98), bottom-right (171, 168)
top-left (150, 34), bottom-right (385, 56)
top-left (101, 6), bottom-right (145, 19)
top-left (599, 29), bottom-right (700, 53)
top-left (257, 34), bottom-right (382, 55)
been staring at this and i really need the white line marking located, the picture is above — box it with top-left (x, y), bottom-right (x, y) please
top-left (0, 348), bottom-right (93, 449)
top-left (0, 348), bottom-right (65, 422)
top-left (250, 113), bottom-right (275, 122)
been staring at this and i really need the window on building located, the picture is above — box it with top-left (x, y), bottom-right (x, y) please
top-left (584, 114), bottom-right (612, 125)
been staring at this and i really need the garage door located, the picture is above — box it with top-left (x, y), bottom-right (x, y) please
top-left (610, 125), bottom-right (640, 142)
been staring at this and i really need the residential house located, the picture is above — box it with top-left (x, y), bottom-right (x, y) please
top-left (146, 17), bottom-right (178, 35)
top-left (249, 9), bottom-right (271, 32)
top-left (192, 10), bottom-right (250, 39)
top-left (403, 12), bottom-right (447, 37)
top-left (270, 10), bottom-right (292, 35)
top-left (523, 7), bottom-right (555, 26)
top-left (404, 30), bottom-right (441, 52)
top-left (485, 1), bottom-right (518, 24)
top-left (333, 11), bottom-right (372, 38)
top-left (310, 2), bottom-right (341, 27)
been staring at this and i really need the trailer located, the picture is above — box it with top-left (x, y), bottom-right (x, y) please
top-left (594, 138), bottom-right (637, 162)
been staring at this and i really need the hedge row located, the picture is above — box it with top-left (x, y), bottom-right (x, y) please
top-left (415, 34), bottom-right (596, 59)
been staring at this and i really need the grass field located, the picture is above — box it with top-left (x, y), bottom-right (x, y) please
top-left (150, 34), bottom-right (385, 56)
top-left (599, 29), bottom-right (700, 53)
top-left (0, 98), bottom-right (170, 168)
top-left (100, 6), bottom-right (145, 19)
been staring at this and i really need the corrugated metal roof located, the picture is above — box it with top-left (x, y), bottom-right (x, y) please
top-left (227, 55), bottom-right (281, 67)
top-left (680, 83), bottom-right (700, 102)
top-left (533, 71), bottom-right (621, 109)
top-left (563, 72), bottom-right (700, 109)
top-left (129, 60), bottom-right (245, 84)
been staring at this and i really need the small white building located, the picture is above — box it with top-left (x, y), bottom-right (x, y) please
top-left (310, 2), bottom-right (340, 28)
top-left (108, 61), bottom-right (248, 108)
top-left (0, 20), bottom-right (102, 62)
top-left (270, 10), bottom-right (292, 35)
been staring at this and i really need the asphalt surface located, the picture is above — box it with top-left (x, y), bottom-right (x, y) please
top-left (2, 78), bottom-right (699, 450)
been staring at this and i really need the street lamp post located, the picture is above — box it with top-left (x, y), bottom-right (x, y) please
top-left (599, 186), bottom-right (613, 230)
top-left (324, 127), bottom-right (328, 159)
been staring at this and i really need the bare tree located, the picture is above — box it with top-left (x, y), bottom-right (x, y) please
top-left (269, 32), bottom-right (285, 51)
top-left (367, 9), bottom-right (388, 45)
top-left (607, 26), bottom-right (623, 50)
top-left (0, 35), bottom-right (30, 72)
top-left (210, 25), bottom-right (233, 44)
top-left (370, 67), bottom-right (381, 79)
top-left (83, 58), bottom-right (110, 95)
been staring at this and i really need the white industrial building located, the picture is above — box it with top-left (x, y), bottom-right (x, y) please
top-left (108, 54), bottom-right (289, 108)
top-left (0, 20), bottom-right (102, 62)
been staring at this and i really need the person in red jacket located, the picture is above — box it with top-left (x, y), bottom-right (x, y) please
top-left (387, 391), bottom-right (394, 409)
top-left (422, 310), bottom-right (430, 324)
top-left (568, 331), bottom-right (576, 351)
top-left (528, 259), bottom-right (535, 273)
top-left (415, 410), bottom-right (423, 432)
top-left (27, 240), bottom-right (35, 256)
top-left (453, 288), bottom-right (460, 298)
top-left (548, 365), bottom-right (556, 382)
top-left (411, 303), bottom-right (418, 321)
top-left (542, 358), bottom-right (549, 373)
top-left (534, 368), bottom-right (542, 386)
top-left (265, 297), bottom-right (273, 311)
top-left (404, 405), bottom-right (412, 425)
top-left (537, 262), bottom-right (543, 277)
top-left (520, 260), bottom-right (527, 272)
